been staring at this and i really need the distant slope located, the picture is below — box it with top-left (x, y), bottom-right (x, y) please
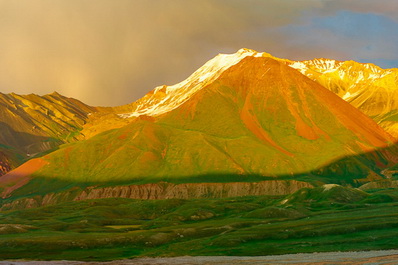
top-left (0, 92), bottom-right (96, 174)
top-left (0, 91), bottom-right (140, 176)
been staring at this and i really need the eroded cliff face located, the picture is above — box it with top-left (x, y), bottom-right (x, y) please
top-left (1, 180), bottom-right (313, 210)
top-left (76, 180), bottom-right (313, 200)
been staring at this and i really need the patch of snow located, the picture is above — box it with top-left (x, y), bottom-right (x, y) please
top-left (355, 72), bottom-right (364, 83)
top-left (338, 70), bottom-right (346, 79)
top-left (324, 59), bottom-right (336, 69)
top-left (289, 59), bottom-right (343, 75)
top-left (323, 184), bottom-right (340, 191)
top-left (342, 91), bottom-right (360, 100)
top-left (289, 61), bottom-right (308, 74)
top-left (310, 59), bottom-right (339, 72)
top-left (199, 72), bottom-right (212, 82)
top-left (117, 51), bottom-right (397, 119)
top-left (322, 69), bottom-right (337, 74)
top-left (383, 70), bottom-right (393, 77)
top-left (342, 92), bottom-right (351, 100)
top-left (341, 91), bottom-right (361, 101)
top-left (364, 63), bottom-right (378, 72)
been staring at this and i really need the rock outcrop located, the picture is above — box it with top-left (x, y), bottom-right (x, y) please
top-left (1, 180), bottom-right (313, 210)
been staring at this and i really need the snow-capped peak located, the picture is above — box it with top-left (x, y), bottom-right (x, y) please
top-left (119, 49), bottom-right (265, 118)
top-left (288, 57), bottom-right (394, 83)
top-left (118, 49), bottom-right (397, 119)
top-left (289, 58), bottom-right (343, 75)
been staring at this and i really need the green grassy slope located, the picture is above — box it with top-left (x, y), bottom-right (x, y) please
top-left (1, 186), bottom-right (398, 261)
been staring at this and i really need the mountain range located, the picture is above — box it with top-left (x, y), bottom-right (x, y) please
top-left (1, 48), bottom-right (398, 208)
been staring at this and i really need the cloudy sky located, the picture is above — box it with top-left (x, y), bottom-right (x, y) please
top-left (0, 0), bottom-right (397, 106)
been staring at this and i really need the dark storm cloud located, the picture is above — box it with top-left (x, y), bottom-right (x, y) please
top-left (0, 0), bottom-right (396, 106)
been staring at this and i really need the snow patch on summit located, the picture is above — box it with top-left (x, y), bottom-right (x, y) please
top-left (289, 59), bottom-right (342, 75)
top-left (323, 184), bottom-right (340, 191)
top-left (118, 49), bottom-right (397, 119)
top-left (289, 61), bottom-right (308, 74)
top-left (119, 49), bottom-right (265, 118)
top-left (289, 58), bottom-right (394, 83)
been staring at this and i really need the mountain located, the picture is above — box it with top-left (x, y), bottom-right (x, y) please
top-left (0, 92), bottom-right (96, 173)
top-left (93, 49), bottom-right (398, 138)
top-left (0, 92), bottom-right (138, 176)
top-left (2, 49), bottom-right (397, 207)
top-left (288, 58), bottom-right (398, 137)
top-left (76, 50), bottom-right (398, 138)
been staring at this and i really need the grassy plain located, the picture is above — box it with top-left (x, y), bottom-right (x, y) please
top-left (1, 186), bottom-right (398, 261)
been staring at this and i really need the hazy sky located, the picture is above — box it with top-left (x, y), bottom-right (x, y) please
top-left (0, 0), bottom-right (397, 106)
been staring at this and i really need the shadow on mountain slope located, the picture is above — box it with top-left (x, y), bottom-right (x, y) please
top-left (1, 141), bottom-right (398, 209)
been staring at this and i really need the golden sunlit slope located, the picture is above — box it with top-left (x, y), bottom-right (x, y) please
top-left (0, 92), bottom-right (96, 173)
top-left (73, 50), bottom-right (274, 139)
top-left (288, 58), bottom-right (398, 137)
top-left (77, 110), bottom-right (132, 140)
top-left (4, 53), bottom-right (396, 199)
top-left (0, 92), bottom-right (149, 175)
top-left (79, 49), bottom-right (398, 140)
top-left (80, 49), bottom-right (398, 144)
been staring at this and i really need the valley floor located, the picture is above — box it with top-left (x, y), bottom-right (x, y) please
top-left (2, 250), bottom-right (398, 265)
top-left (1, 185), bottom-right (398, 261)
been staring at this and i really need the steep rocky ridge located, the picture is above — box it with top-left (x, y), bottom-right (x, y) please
top-left (288, 58), bottom-right (398, 137)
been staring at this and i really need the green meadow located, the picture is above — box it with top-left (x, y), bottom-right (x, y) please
top-left (1, 185), bottom-right (398, 261)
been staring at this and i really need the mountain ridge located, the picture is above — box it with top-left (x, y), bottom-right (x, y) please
top-left (1, 54), bottom-right (397, 204)
top-left (110, 48), bottom-right (398, 139)
top-left (1, 49), bottom-right (398, 206)
top-left (286, 55), bottom-right (398, 137)
top-left (0, 91), bottom-right (97, 174)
